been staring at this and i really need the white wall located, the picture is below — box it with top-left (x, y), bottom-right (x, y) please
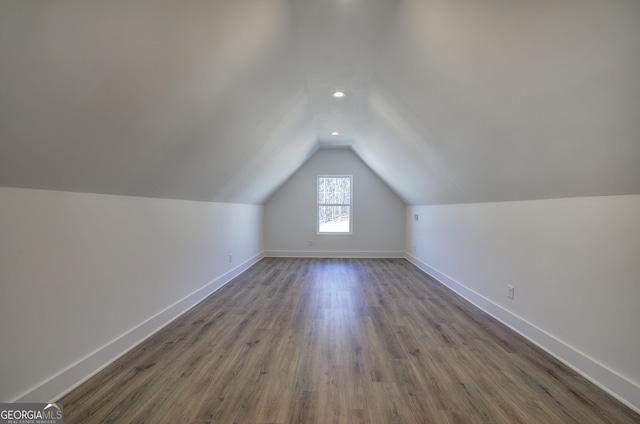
top-left (265, 148), bottom-right (405, 257)
top-left (406, 195), bottom-right (640, 413)
top-left (0, 187), bottom-right (263, 403)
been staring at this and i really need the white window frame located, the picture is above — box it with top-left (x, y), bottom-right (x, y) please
top-left (317, 174), bottom-right (353, 235)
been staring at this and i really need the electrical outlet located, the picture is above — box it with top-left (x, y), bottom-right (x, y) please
top-left (229, 254), bottom-right (233, 263)
top-left (414, 213), bottom-right (419, 222)
top-left (507, 284), bottom-right (514, 300)
top-left (309, 240), bottom-right (313, 247)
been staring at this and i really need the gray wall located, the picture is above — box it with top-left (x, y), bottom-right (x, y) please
top-left (265, 149), bottom-right (405, 257)
top-left (0, 187), bottom-right (264, 402)
top-left (406, 195), bottom-right (640, 412)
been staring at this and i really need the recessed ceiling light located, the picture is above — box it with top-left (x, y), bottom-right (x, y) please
top-left (331, 132), bottom-right (340, 136)
top-left (332, 91), bottom-right (345, 98)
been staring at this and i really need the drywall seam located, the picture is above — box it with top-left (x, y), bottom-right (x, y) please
top-left (264, 250), bottom-right (405, 258)
top-left (405, 252), bottom-right (640, 415)
top-left (13, 252), bottom-right (265, 403)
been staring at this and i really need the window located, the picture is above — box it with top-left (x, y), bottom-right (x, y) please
top-left (317, 175), bottom-right (352, 234)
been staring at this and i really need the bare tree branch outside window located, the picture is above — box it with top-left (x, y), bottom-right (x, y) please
top-left (318, 175), bottom-right (352, 233)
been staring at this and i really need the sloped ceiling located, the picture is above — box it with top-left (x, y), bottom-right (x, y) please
top-left (1, 0), bottom-right (639, 205)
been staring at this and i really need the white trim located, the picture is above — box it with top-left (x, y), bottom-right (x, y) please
top-left (404, 252), bottom-right (640, 415)
top-left (265, 250), bottom-right (404, 258)
top-left (13, 252), bottom-right (264, 403)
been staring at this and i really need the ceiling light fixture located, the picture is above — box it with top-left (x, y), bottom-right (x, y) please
top-left (332, 91), bottom-right (345, 98)
top-left (331, 132), bottom-right (340, 136)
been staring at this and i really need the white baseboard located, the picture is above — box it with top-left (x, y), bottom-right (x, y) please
top-left (14, 252), bottom-right (264, 403)
top-left (404, 252), bottom-right (640, 415)
top-left (264, 250), bottom-right (405, 258)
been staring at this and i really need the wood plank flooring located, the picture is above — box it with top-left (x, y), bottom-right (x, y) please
top-left (60, 258), bottom-right (640, 423)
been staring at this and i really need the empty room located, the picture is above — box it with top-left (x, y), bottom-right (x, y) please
top-left (1, 0), bottom-right (639, 423)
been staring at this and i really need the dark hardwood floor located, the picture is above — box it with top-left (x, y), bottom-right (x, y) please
top-left (60, 258), bottom-right (640, 423)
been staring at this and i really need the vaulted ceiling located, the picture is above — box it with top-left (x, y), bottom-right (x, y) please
top-left (1, 0), bottom-right (639, 205)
